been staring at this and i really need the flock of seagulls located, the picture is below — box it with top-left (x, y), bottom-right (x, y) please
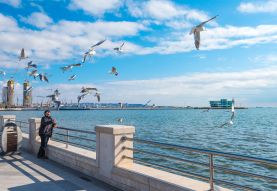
top-left (1, 14), bottom-right (236, 127)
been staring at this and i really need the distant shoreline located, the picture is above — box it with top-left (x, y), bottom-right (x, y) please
top-left (0, 107), bottom-right (248, 111)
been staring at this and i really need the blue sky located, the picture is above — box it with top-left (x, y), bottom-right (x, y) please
top-left (0, 0), bottom-right (277, 106)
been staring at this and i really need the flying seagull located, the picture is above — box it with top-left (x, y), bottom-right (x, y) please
top-left (190, 15), bottom-right (218, 50)
top-left (80, 87), bottom-right (98, 93)
top-left (47, 89), bottom-right (61, 110)
top-left (0, 71), bottom-right (6, 76)
top-left (25, 61), bottom-right (37, 70)
top-left (94, 92), bottom-right (100, 102)
top-left (28, 70), bottom-right (39, 79)
top-left (68, 74), bottom-right (77, 81)
top-left (114, 42), bottom-right (125, 54)
top-left (109, 66), bottom-right (118, 76)
top-left (77, 92), bottom-right (90, 105)
top-left (82, 39), bottom-right (106, 63)
top-left (19, 48), bottom-right (29, 61)
top-left (219, 99), bottom-right (235, 128)
top-left (39, 73), bottom-right (49, 82)
top-left (61, 63), bottom-right (82, 72)
top-left (24, 86), bottom-right (33, 93)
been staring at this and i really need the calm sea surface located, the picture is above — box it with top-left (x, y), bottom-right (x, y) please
top-left (1, 108), bottom-right (276, 190)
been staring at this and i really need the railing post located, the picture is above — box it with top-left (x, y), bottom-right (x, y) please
top-left (209, 154), bottom-right (215, 191)
top-left (95, 125), bottom-right (135, 178)
top-left (0, 115), bottom-right (16, 130)
top-left (28, 118), bottom-right (41, 154)
top-left (66, 129), bottom-right (69, 148)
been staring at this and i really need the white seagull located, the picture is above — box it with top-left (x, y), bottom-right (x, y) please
top-left (114, 42), bottom-right (125, 54)
top-left (82, 39), bottom-right (106, 63)
top-left (77, 92), bottom-right (90, 105)
top-left (190, 15), bottom-right (218, 50)
top-left (0, 70), bottom-right (6, 76)
top-left (68, 74), bottom-right (77, 81)
top-left (80, 87), bottom-right (98, 94)
top-left (94, 92), bottom-right (100, 102)
top-left (61, 63), bottom-right (82, 72)
top-left (25, 61), bottom-right (37, 70)
top-left (109, 66), bottom-right (118, 76)
top-left (28, 70), bottom-right (39, 79)
top-left (39, 73), bottom-right (49, 82)
top-left (19, 48), bottom-right (29, 61)
top-left (219, 98), bottom-right (235, 128)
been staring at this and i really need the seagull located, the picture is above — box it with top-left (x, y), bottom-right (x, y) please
top-left (19, 48), bottom-right (29, 61)
top-left (114, 42), bottom-right (125, 54)
top-left (77, 92), bottom-right (90, 105)
top-left (0, 71), bottom-right (6, 76)
top-left (190, 15), bottom-right (218, 50)
top-left (82, 39), bottom-right (106, 63)
top-left (80, 87), bottom-right (98, 93)
top-left (25, 61), bottom-right (37, 70)
top-left (219, 99), bottom-right (235, 128)
top-left (68, 74), bottom-right (77, 81)
top-left (117, 118), bottom-right (123, 123)
top-left (94, 92), bottom-right (100, 102)
top-left (39, 73), bottom-right (49, 82)
top-left (47, 89), bottom-right (61, 110)
top-left (144, 100), bottom-right (151, 107)
top-left (24, 86), bottom-right (33, 93)
top-left (61, 63), bottom-right (82, 72)
top-left (28, 70), bottom-right (39, 79)
top-left (109, 66), bottom-right (118, 76)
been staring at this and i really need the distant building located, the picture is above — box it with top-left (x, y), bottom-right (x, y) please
top-left (23, 81), bottom-right (32, 107)
top-left (7, 80), bottom-right (14, 107)
top-left (2, 87), bottom-right (8, 106)
top-left (209, 99), bottom-right (232, 108)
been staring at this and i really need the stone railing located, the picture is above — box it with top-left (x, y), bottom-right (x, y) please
top-left (0, 115), bottom-right (231, 191)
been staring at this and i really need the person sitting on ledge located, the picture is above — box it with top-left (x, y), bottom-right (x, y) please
top-left (37, 110), bottom-right (57, 159)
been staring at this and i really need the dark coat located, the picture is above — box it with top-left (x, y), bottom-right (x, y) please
top-left (39, 116), bottom-right (56, 137)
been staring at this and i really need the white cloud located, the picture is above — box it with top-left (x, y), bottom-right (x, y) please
top-left (127, 0), bottom-right (209, 21)
top-left (0, 13), bottom-right (147, 68)
top-left (69, 0), bottom-right (122, 16)
top-left (20, 12), bottom-right (53, 29)
top-left (238, 0), bottom-right (277, 13)
top-left (27, 67), bottom-right (277, 106)
top-left (0, 0), bottom-right (21, 8)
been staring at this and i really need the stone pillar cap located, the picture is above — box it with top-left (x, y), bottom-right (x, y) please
top-left (29, 118), bottom-right (41, 123)
top-left (95, 125), bottom-right (135, 135)
top-left (0, 115), bottom-right (16, 118)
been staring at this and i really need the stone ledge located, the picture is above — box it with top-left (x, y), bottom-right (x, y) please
top-left (28, 118), bottom-right (41, 123)
top-left (95, 125), bottom-right (135, 135)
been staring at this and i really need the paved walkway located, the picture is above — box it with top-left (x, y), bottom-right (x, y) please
top-left (0, 152), bottom-right (121, 191)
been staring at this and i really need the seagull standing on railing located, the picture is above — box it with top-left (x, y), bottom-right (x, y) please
top-left (114, 42), bottom-right (125, 54)
top-left (219, 99), bottom-right (235, 128)
top-left (190, 15), bottom-right (218, 50)
top-left (19, 48), bottom-right (29, 61)
top-left (82, 39), bottom-right (106, 63)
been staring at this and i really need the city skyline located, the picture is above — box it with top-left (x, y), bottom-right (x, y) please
top-left (0, 0), bottom-right (277, 106)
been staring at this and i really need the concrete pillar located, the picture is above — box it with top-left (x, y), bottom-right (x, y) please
top-left (95, 125), bottom-right (135, 178)
top-left (28, 118), bottom-right (41, 154)
top-left (0, 115), bottom-right (16, 130)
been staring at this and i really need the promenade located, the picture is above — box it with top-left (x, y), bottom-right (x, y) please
top-left (0, 152), bottom-right (120, 191)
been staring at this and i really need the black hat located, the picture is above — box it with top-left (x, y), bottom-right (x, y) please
top-left (44, 110), bottom-right (50, 114)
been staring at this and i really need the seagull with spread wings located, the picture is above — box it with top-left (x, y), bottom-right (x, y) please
top-left (80, 87), bottom-right (98, 94)
top-left (61, 63), bottom-right (82, 72)
top-left (19, 48), bottom-right (29, 61)
top-left (94, 92), bottom-right (100, 102)
top-left (39, 73), bottom-right (49, 82)
top-left (82, 39), bottom-right (106, 63)
top-left (28, 70), bottom-right (39, 79)
top-left (219, 99), bottom-right (235, 128)
top-left (190, 15), bottom-right (218, 50)
top-left (68, 74), bottom-right (77, 81)
top-left (114, 42), bottom-right (125, 54)
top-left (25, 61), bottom-right (37, 70)
top-left (109, 66), bottom-right (118, 76)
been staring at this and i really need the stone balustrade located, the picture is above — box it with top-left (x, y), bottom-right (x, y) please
top-left (0, 115), bottom-right (230, 191)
